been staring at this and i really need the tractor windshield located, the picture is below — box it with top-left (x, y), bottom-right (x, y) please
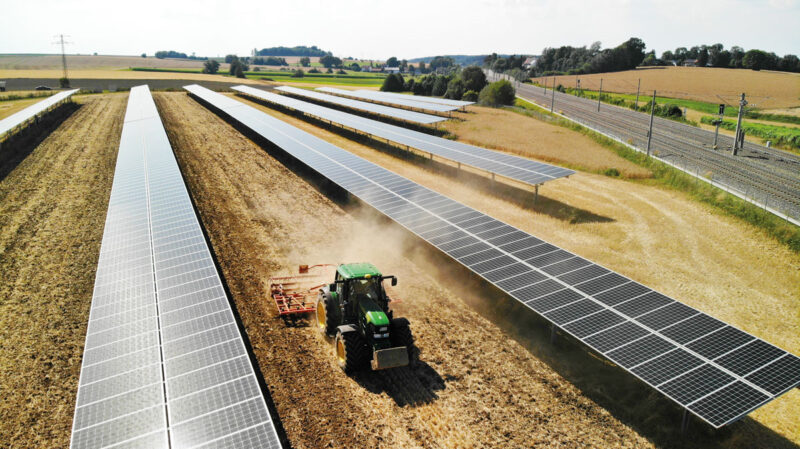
top-left (348, 278), bottom-right (381, 302)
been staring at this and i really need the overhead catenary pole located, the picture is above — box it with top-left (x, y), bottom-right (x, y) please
top-left (732, 93), bottom-right (747, 156)
top-left (597, 78), bottom-right (603, 112)
top-left (646, 90), bottom-right (656, 157)
top-left (550, 77), bottom-right (556, 113)
top-left (53, 34), bottom-right (71, 87)
top-left (634, 78), bottom-right (641, 109)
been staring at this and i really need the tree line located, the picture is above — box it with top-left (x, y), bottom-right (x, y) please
top-left (379, 66), bottom-right (515, 106)
top-left (154, 50), bottom-right (206, 60)
top-left (254, 45), bottom-right (329, 57)
top-left (518, 38), bottom-right (799, 76)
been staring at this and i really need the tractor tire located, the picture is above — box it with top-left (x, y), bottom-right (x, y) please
top-left (390, 318), bottom-right (419, 367)
top-left (335, 329), bottom-right (369, 373)
top-left (316, 293), bottom-right (339, 337)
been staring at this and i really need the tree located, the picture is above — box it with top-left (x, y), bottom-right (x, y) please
top-left (696, 47), bottom-right (709, 67)
top-left (478, 80), bottom-right (515, 107)
top-left (380, 73), bottom-right (404, 92)
top-left (444, 78), bottom-right (465, 100)
top-left (319, 55), bottom-right (342, 68)
top-left (460, 66), bottom-right (487, 92)
top-left (661, 50), bottom-right (674, 62)
top-left (431, 76), bottom-right (449, 96)
top-left (300, 57), bottom-right (311, 67)
top-left (674, 47), bottom-right (688, 65)
top-left (418, 61), bottom-right (426, 73)
top-left (202, 59), bottom-right (220, 74)
top-left (780, 54), bottom-right (800, 73)
top-left (462, 90), bottom-right (479, 102)
top-left (386, 56), bottom-right (399, 67)
top-left (743, 49), bottom-right (769, 70)
top-left (429, 56), bottom-right (455, 70)
top-left (225, 54), bottom-right (236, 64)
top-left (492, 58), bottom-right (508, 72)
top-left (349, 62), bottom-right (361, 71)
top-left (729, 46), bottom-right (745, 68)
top-left (400, 59), bottom-right (407, 72)
top-left (291, 69), bottom-right (304, 78)
top-left (140, 53), bottom-right (146, 58)
top-left (228, 56), bottom-right (248, 77)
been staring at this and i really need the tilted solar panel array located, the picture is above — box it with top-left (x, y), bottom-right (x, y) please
top-left (274, 85), bottom-right (446, 124)
top-left (349, 89), bottom-right (474, 107)
top-left (186, 84), bottom-right (800, 428)
top-left (0, 88), bottom-right (79, 136)
top-left (70, 85), bottom-right (282, 449)
top-left (315, 87), bottom-right (458, 112)
top-left (234, 85), bottom-right (573, 187)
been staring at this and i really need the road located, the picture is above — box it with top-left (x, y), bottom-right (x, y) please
top-left (490, 71), bottom-right (800, 223)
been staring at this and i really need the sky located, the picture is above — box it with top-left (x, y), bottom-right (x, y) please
top-left (2, 0), bottom-right (798, 60)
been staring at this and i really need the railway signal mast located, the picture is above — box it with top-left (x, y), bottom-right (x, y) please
top-left (732, 93), bottom-right (747, 156)
top-left (712, 104), bottom-right (725, 149)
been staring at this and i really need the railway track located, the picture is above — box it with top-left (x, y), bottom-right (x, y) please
top-left (496, 73), bottom-right (800, 222)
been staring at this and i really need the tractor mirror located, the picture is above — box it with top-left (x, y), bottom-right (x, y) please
top-left (329, 283), bottom-right (337, 291)
top-left (391, 277), bottom-right (397, 286)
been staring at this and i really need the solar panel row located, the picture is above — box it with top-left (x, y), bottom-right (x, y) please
top-left (274, 85), bottom-right (446, 124)
top-left (233, 85), bottom-right (574, 187)
top-left (315, 87), bottom-right (458, 113)
top-left (70, 85), bottom-right (282, 449)
top-left (0, 89), bottom-right (79, 137)
top-left (354, 89), bottom-right (474, 108)
top-left (185, 83), bottom-right (800, 429)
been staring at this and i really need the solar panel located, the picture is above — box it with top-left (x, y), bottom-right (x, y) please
top-left (186, 84), bottom-right (800, 429)
top-left (274, 85), bottom-right (446, 124)
top-left (233, 85), bottom-right (574, 187)
top-left (352, 89), bottom-right (475, 107)
top-left (0, 89), bottom-right (79, 136)
top-left (70, 85), bottom-right (282, 449)
top-left (315, 87), bottom-right (458, 112)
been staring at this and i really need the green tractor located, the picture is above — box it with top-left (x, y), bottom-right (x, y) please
top-left (316, 263), bottom-right (418, 372)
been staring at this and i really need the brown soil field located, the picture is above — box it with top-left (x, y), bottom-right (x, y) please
top-left (443, 105), bottom-right (652, 178)
top-left (0, 94), bottom-right (125, 448)
top-left (231, 92), bottom-right (800, 444)
top-left (533, 66), bottom-right (800, 109)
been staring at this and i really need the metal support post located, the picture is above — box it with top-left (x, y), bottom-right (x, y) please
top-left (550, 77), bottom-right (556, 113)
top-left (534, 185), bottom-right (539, 205)
top-left (680, 410), bottom-right (690, 435)
top-left (597, 78), bottom-right (603, 112)
top-left (550, 324), bottom-right (557, 344)
top-left (634, 78), bottom-right (641, 109)
top-left (646, 90), bottom-right (656, 157)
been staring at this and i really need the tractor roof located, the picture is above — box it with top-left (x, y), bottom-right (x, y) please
top-left (337, 262), bottom-right (382, 280)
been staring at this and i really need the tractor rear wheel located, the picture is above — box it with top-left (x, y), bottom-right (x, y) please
top-left (390, 318), bottom-right (419, 367)
top-left (335, 329), bottom-right (369, 373)
top-left (316, 293), bottom-right (339, 337)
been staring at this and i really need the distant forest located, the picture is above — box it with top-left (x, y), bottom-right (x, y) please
top-left (408, 55), bottom-right (494, 66)
top-left (254, 46), bottom-right (330, 57)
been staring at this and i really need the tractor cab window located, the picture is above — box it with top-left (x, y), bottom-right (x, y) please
top-left (348, 278), bottom-right (380, 303)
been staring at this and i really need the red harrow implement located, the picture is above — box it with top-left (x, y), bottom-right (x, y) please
top-left (268, 264), bottom-right (336, 324)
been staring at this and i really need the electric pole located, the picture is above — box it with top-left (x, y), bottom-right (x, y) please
top-left (732, 93), bottom-right (747, 156)
top-left (646, 90), bottom-right (656, 157)
top-left (634, 78), bottom-right (641, 109)
top-left (597, 78), bottom-right (603, 112)
top-left (550, 77), bottom-right (556, 113)
top-left (52, 34), bottom-right (72, 87)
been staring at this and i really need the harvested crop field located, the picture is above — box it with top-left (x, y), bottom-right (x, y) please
top-left (442, 105), bottom-right (651, 178)
top-left (533, 66), bottom-right (800, 109)
top-left (0, 93), bottom-right (125, 448)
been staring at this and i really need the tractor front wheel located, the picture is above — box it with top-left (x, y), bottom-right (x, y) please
top-left (335, 329), bottom-right (369, 373)
top-left (390, 318), bottom-right (419, 367)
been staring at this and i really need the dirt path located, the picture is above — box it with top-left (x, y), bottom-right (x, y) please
top-left (155, 92), bottom-right (658, 449)
top-left (0, 94), bottom-right (125, 448)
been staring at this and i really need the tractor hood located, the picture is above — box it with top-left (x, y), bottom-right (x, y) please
top-left (359, 297), bottom-right (390, 326)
